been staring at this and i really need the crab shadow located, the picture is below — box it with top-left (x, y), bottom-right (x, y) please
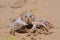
top-left (15, 24), bottom-right (33, 33)
top-left (15, 24), bottom-right (54, 35)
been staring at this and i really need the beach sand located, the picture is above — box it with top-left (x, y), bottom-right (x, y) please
top-left (0, 0), bottom-right (60, 40)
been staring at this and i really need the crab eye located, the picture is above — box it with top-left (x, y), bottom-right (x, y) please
top-left (25, 15), bottom-right (27, 18)
top-left (30, 15), bottom-right (32, 18)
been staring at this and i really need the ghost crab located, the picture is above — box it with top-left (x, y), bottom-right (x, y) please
top-left (9, 12), bottom-right (54, 36)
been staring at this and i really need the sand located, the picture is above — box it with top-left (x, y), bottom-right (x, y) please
top-left (0, 0), bottom-right (60, 40)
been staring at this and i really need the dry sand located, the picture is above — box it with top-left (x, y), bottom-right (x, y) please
top-left (0, 0), bottom-right (60, 40)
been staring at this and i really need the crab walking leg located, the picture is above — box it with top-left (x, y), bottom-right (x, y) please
top-left (9, 18), bottom-right (28, 36)
top-left (10, 21), bottom-right (19, 35)
top-left (30, 21), bottom-right (49, 33)
top-left (38, 22), bottom-right (49, 32)
top-left (30, 23), bottom-right (37, 33)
